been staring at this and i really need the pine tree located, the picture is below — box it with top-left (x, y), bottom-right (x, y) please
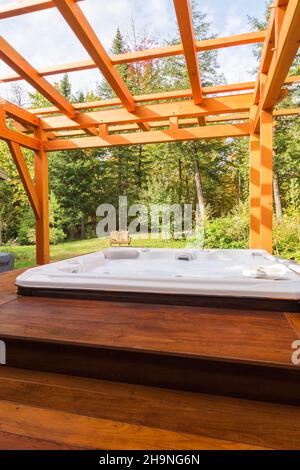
top-left (58, 74), bottom-right (72, 100)
top-left (97, 28), bottom-right (130, 99)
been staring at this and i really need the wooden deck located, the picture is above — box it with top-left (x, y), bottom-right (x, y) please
top-left (0, 269), bottom-right (300, 449)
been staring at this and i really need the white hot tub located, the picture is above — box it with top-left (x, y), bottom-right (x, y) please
top-left (16, 248), bottom-right (300, 312)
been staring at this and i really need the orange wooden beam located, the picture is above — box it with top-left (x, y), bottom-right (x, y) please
top-left (0, 0), bottom-right (82, 19)
top-left (0, 98), bottom-right (40, 128)
top-left (173, 0), bottom-right (202, 104)
top-left (53, 0), bottom-right (136, 113)
top-left (34, 127), bottom-right (50, 265)
top-left (40, 93), bottom-right (253, 131)
top-left (253, 0), bottom-right (300, 131)
top-left (27, 76), bottom-right (299, 117)
top-left (7, 141), bottom-right (41, 219)
top-left (44, 123), bottom-right (250, 151)
top-left (0, 124), bottom-right (41, 150)
top-left (113, 31), bottom-right (267, 64)
top-left (249, 105), bottom-right (261, 248)
top-left (52, 113), bottom-right (250, 136)
top-left (253, 4), bottom-right (277, 105)
top-left (28, 82), bottom-right (255, 116)
top-left (0, 40), bottom-right (100, 136)
top-left (0, 31), bottom-right (266, 84)
top-left (260, 0), bottom-right (300, 110)
top-left (43, 107), bottom-right (299, 138)
top-left (259, 110), bottom-right (273, 253)
top-left (274, 107), bottom-right (300, 116)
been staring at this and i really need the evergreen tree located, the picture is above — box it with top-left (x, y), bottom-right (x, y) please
top-left (97, 28), bottom-right (130, 99)
top-left (59, 74), bottom-right (72, 100)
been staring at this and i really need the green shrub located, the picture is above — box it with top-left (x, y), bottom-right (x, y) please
top-left (18, 209), bottom-right (35, 245)
top-left (203, 206), bottom-right (299, 260)
top-left (50, 227), bottom-right (66, 245)
top-left (273, 211), bottom-right (300, 260)
top-left (204, 203), bottom-right (249, 249)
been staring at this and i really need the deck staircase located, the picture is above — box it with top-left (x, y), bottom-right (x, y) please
top-left (0, 269), bottom-right (300, 449)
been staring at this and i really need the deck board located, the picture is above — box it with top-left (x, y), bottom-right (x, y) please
top-left (0, 269), bottom-right (25, 295)
top-left (286, 313), bottom-right (300, 338)
top-left (0, 429), bottom-right (82, 450)
top-left (0, 397), bottom-right (269, 450)
top-left (0, 294), bottom-right (298, 365)
top-left (0, 270), bottom-right (299, 449)
top-left (0, 366), bottom-right (300, 449)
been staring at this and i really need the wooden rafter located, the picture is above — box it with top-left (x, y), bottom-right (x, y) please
top-left (23, 75), bottom-right (299, 117)
top-left (0, 98), bottom-right (40, 128)
top-left (45, 123), bottom-right (250, 151)
top-left (45, 107), bottom-right (299, 138)
top-left (0, 0), bottom-right (83, 19)
top-left (259, 0), bottom-right (300, 110)
top-left (173, 0), bottom-right (202, 104)
top-left (0, 125), bottom-right (41, 150)
top-left (0, 32), bottom-right (266, 84)
top-left (27, 83), bottom-right (255, 116)
top-left (253, 0), bottom-right (300, 131)
top-left (40, 93), bottom-right (253, 131)
top-left (52, 0), bottom-right (136, 113)
top-left (0, 37), bottom-right (101, 136)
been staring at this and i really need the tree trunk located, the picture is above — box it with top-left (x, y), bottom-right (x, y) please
top-left (273, 168), bottom-right (283, 222)
top-left (178, 159), bottom-right (182, 204)
top-left (137, 146), bottom-right (142, 188)
top-left (186, 175), bottom-right (190, 203)
top-left (118, 156), bottom-right (122, 192)
top-left (81, 216), bottom-right (85, 239)
top-left (194, 159), bottom-right (205, 223)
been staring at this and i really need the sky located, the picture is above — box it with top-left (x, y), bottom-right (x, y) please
top-left (0, 0), bottom-right (267, 102)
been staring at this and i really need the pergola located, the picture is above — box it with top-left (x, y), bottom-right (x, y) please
top-left (0, 0), bottom-right (299, 265)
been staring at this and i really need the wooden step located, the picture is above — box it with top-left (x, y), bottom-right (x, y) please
top-left (0, 295), bottom-right (300, 404)
top-left (0, 430), bottom-right (82, 450)
top-left (0, 270), bottom-right (300, 405)
top-left (1, 366), bottom-right (300, 450)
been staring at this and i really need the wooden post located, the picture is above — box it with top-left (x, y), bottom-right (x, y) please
top-left (249, 105), bottom-right (261, 248)
top-left (259, 109), bottom-right (273, 253)
top-left (34, 127), bottom-right (50, 265)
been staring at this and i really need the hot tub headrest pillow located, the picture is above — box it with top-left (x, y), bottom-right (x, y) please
top-left (103, 248), bottom-right (140, 260)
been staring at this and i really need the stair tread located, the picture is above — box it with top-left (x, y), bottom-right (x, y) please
top-left (0, 367), bottom-right (299, 450)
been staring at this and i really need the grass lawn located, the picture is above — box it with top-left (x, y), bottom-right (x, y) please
top-left (0, 237), bottom-right (187, 269)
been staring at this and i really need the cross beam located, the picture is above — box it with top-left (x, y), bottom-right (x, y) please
top-left (0, 31), bottom-right (266, 84)
top-left (44, 123), bottom-right (250, 151)
top-left (40, 93), bottom-right (253, 131)
top-left (25, 75), bottom-right (300, 117)
top-left (0, 0), bottom-right (83, 19)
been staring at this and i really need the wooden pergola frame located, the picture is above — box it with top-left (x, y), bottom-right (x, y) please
top-left (0, 0), bottom-right (299, 264)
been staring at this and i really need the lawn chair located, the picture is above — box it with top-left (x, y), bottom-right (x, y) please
top-left (109, 230), bottom-right (131, 246)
